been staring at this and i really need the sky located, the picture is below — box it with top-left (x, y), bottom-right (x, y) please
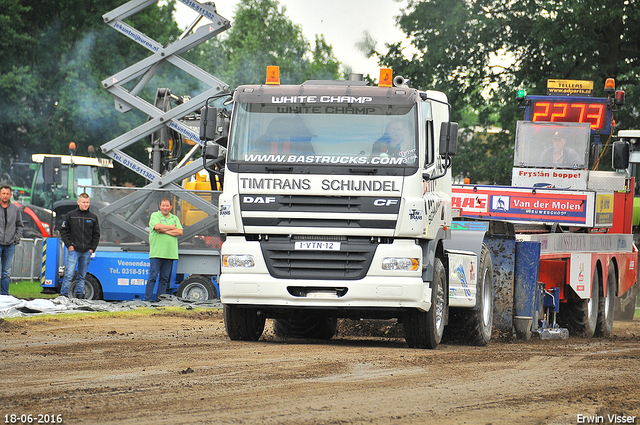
top-left (173, 0), bottom-right (415, 78)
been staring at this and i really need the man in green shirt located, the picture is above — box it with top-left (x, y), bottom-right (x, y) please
top-left (144, 198), bottom-right (183, 301)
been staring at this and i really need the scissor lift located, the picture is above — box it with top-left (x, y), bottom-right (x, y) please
top-left (99, 0), bottom-right (231, 243)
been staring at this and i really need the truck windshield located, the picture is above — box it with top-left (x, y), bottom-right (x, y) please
top-left (32, 164), bottom-right (110, 207)
top-left (513, 121), bottom-right (590, 169)
top-left (228, 103), bottom-right (418, 167)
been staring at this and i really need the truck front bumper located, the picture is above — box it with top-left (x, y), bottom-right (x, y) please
top-left (220, 237), bottom-right (431, 312)
top-left (220, 274), bottom-right (431, 311)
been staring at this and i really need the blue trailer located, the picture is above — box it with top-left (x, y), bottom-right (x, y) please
top-left (41, 237), bottom-right (220, 302)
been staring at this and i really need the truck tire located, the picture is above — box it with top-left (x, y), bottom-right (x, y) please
top-left (273, 316), bottom-right (337, 340)
top-left (68, 274), bottom-right (103, 300)
top-left (223, 304), bottom-right (265, 341)
top-left (559, 268), bottom-right (599, 337)
top-left (177, 275), bottom-right (218, 301)
top-left (466, 245), bottom-right (493, 346)
top-left (442, 245), bottom-right (493, 346)
top-left (595, 266), bottom-right (616, 337)
top-left (404, 256), bottom-right (446, 349)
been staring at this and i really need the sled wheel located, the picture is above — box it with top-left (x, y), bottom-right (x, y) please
top-left (559, 268), bottom-right (599, 338)
top-left (595, 265), bottom-right (616, 337)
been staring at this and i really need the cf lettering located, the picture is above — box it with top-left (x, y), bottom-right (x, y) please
top-left (374, 199), bottom-right (398, 207)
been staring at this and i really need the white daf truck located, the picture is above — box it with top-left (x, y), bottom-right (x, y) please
top-left (200, 68), bottom-right (496, 349)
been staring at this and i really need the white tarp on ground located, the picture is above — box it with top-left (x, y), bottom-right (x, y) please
top-left (0, 294), bottom-right (222, 319)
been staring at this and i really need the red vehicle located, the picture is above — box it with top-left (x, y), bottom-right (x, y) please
top-left (13, 201), bottom-right (51, 238)
top-left (452, 78), bottom-right (638, 337)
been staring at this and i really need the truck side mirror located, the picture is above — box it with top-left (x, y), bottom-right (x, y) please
top-left (612, 140), bottom-right (630, 170)
top-left (439, 121), bottom-right (458, 157)
top-left (203, 142), bottom-right (220, 159)
top-left (199, 106), bottom-right (230, 147)
top-left (199, 105), bottom-right (218, 142)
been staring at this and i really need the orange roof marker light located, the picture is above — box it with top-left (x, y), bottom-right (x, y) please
top-left (604, 78), bottom-right (615, 94)
top-left (266, 66), bottom-right (280, 85)
top-left (379, 68), bottom-right (393, 87)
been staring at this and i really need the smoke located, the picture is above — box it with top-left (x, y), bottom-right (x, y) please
top-left (355, 31), bottom-right (377, 59)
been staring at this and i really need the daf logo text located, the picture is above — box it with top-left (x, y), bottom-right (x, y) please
top-left (243, 196), bottom-right (276, 204)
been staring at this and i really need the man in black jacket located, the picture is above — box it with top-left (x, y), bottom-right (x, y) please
top-left (60, 192), bottom-right (100, 298)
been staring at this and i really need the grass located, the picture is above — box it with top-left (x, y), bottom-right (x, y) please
top-left (9, 280), bottom-right (58, 299)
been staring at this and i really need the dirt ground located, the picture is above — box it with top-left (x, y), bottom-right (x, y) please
top-left (1, 310), bottom-right (639, 425)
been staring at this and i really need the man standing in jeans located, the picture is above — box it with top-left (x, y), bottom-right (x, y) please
top-left (0, 185), bottom-right (24, 296)
top-left (144, 198), bottom-right (183, 302)
top-left (60, 192), bottom-right (100, 298)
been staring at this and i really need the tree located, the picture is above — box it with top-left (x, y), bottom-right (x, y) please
top-left (198, 0), bottom-right (341, 87)
top-left (0, 0), bottom-right (343, 185)
top-left (307, 35), bottom-right (341, 81)
top-left (379, 0), bottom-right (640, 184)
top-left (0, 1), bottom-right (181, 165)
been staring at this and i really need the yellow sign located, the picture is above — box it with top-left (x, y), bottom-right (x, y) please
top-left (595, 193), bottom-right (614, 225)
top-left (547, 79), bottom-right (594, 96)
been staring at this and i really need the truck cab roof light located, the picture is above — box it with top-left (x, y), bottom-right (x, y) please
top-left (266, 66), bottom-right (280, 85)
top-left (379, 68), bottom-right (393, 87)
top-left (604, 78), bottom-right (615, 94)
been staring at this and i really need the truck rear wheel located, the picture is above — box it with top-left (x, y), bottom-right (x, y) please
top-left (559, 268), bottom-right (599, 337)
top-left (177, 275), bottom-right (217, 301)
top-left (223, 305), bottom-right (265, 341)
top-left (273, 316), bottom-right (337, 340)
top-left (595, 266), bottom-right (616, 337)
top-left (404, 256), bottom-right (446, 349)
top-left (466, 245), bottom-right (493, 346)
top-left (68, 274), bottom-right (103, 300)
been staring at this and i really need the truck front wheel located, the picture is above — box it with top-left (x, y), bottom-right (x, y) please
top-left (224, 305), bottom-right (265, 341)
top-left (404, 256), bottom-right (446, 349)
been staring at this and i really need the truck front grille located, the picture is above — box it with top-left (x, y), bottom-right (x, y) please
top-left (240, 194), bottom-right (399, 230)
top-left (243, 217), bottom-right (396, 228)
top-left (261, 236), bottom-right (377, 280)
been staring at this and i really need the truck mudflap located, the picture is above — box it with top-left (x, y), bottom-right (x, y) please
top-left (446, 220), bottom-right (542, 336)
top-left (513, 241), bottom-right (542, 339)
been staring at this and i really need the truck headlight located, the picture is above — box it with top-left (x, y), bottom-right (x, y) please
top-left (222, 254), bottom-right (255, 268)
top-left (381, 257), bottom-right (420, 271)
